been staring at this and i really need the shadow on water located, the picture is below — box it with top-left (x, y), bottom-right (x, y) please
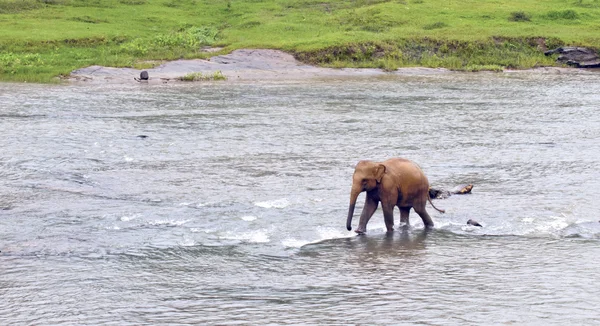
top-left (298, 228), bottom-right (431, 259)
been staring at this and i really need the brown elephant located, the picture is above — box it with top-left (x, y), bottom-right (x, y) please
top-left (346, 158), bottom-right (445, 234)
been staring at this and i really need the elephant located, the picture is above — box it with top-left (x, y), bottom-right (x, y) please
top-left (346, 158), bottom-right (445, 234)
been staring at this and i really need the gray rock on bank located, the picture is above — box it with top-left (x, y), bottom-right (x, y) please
top-left (68, 49), bottom-right (450, 83)
top-left (545, 47), bottom-right (600, 68)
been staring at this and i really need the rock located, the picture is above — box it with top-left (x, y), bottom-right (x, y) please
top-left (134, 71), bottom-right (149, 82)
top-left (429, 187), bottom-right (452, 199)
top-left (573, 61), bottom-right (600, 68)
top-left (544, 47), bottom-right (600, 68)
top-left (467, 219), bottom-right (483, 227)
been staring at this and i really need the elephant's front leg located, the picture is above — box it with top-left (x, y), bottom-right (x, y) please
top-left (382, 203), bottom-right (395, 233)
top-left (355, 196), bottom-right (379, 234)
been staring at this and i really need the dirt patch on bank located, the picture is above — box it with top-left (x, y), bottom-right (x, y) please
top-left (68, 49), bottom-right (451, 84)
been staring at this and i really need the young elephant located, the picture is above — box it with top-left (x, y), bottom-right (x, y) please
top-left (346, 158), bottom-right (444, 234)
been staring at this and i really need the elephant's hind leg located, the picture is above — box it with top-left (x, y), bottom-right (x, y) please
top-left (414, 205), bottom-right (434, 229)
top-left (382, 204), bottom-right (395, 233)
top-left (399, 207), bottom-right (410, 226)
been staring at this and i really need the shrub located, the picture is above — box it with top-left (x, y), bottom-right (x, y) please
top-left (0, 0), bottom-right (41, 13)
top-left (545, 9), bottom-right (580, 20)
top-left (423, 22), bottom-right (448, 30)
top-left (178, 71), bottom-right (226, 81)
top-left (120, 26), bottom-right (218, 55)
top-left (509, 11), bottom-right (531, 22)
top-left (119, 0), bottom-right (146, 4)
top-left (0, 53), bottom-right (44, 67)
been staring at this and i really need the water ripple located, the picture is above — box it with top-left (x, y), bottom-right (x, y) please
top-left (2, 73), bottom-right (600, 324)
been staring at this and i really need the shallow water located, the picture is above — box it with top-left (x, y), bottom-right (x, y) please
top-left (1, 72), bottom-right (600, 324)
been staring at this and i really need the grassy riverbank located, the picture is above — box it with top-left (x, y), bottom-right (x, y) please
top-left (1, 0), bottom-right (599, 82)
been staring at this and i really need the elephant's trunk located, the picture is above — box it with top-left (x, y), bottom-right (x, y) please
top-left (346, 187), bottom-right (361, 231)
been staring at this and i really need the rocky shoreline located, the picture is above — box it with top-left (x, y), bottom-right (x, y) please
top-left (544, 46), bottom-right (600, 68)
top-left (68, 48), bottom-right (598, 84)
top-left (68, 49), bottom-right (450, 83)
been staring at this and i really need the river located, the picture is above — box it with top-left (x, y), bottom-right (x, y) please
top-left (1, 72), bottom-right (599, 324)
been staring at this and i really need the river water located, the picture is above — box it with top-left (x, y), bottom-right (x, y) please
top-left (1, 72), bottom-right (600, 325)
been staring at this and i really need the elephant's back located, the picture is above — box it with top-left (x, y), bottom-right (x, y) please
top-left (383, 158), bottom-right (426, 178)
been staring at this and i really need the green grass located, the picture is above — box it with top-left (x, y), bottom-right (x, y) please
top-left (178, 70), bottom-right (226, 81)
top-left (1, 0), bottom-right (599, 82)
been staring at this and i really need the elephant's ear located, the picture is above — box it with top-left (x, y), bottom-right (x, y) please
top-left (374, 164), bottom-right (386, 183)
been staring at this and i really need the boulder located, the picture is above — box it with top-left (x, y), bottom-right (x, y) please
top-left (428, 187), bottom-right (452, 199)
top-left (134, 71), bottom-right (149, 82)
top-left (544, 47), bottom-right (600, 68)
top-left (467, 219), bottom-right (483, 227)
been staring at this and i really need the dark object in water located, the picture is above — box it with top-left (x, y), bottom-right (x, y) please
top-left (452, 184), bottom-right (473, 194)
top-left (137, 135), bottom-right (149, 139)
top-left (467, 219), bottom-right (483, 227)
top-left (135, 71), bottom-right (149, 82)
top-left (429, 184), bottom-right (473, 199)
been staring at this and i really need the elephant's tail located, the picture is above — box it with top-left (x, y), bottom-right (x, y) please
top-left (428, 197), bottom-right (445, 213)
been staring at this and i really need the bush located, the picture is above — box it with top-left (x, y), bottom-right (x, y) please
top-left (119, 0), bottom-right (146, 4)
top-left (423, 22), bottom-right (448, 30)
top-left (0, 53), bottom-right (44, 67)
top-left (545, 9), bottom-right (579, 20)
top-left (509, 11), bottom-right (531, 22)
top-left (0, 0), bottom-right (41, 13)
top-left (120, 26), bottom-right (219, 55)
top-left (178, 71), bottom-right (226, 81)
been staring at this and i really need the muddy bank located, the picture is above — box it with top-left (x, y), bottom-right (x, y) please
top-left (69, 49), bottom-right (591, 84)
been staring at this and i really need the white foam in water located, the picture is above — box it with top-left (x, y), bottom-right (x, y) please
top-left (190, 228), bottom-right (215, 234)
top-left (148, 219), bottom-right (190, 226)
top-left (179, 202), bottom-right (207, 208)
top-left (254, 198), bottom-right (290, 209)
top-left (431, 219), bottom-right (454, 229)
top-left (281, 239), bottom-right (311, 248)
top-left (221, 229), bottom-right (270, 243)
top-left (178, 238), bottom-right (195, 247)
top-left (316, 226), bottom-right (353, 240)
top-left (120, 213), bottom-right (141, 222)
top-left (535, 216), bottom-right (570, 233)
top-left (282, 227), bottom-right (355, 248)
top-left (517, 214), bottom-right (571, 236)
top-left (241, 215), bottom-right (257, 221)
